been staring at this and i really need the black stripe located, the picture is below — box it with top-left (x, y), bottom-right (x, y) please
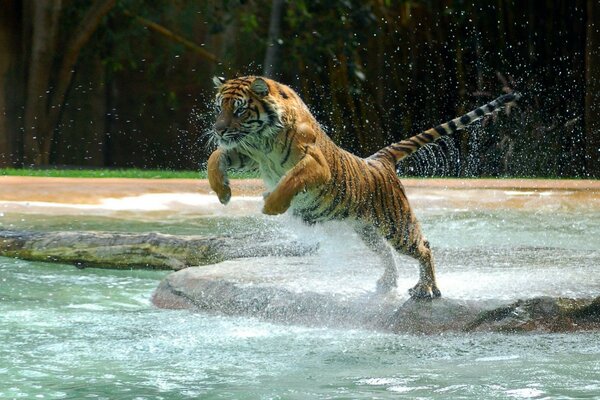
top-left (400, 211), bottom-right (412, 249)
top-left (448, 121), bottom-right (458, 132)
top-left (336, 157), bottom-right (355, 217)
top-left (222, 86), bottom-right (245, 93)
top-left (384, 186), bottom-right (403, 241)
top-left (372, 168), bottom-right (390, 230)
top-left (302, 187), bottom-right (329, 216)
top-left (320, 187), bottom-right (343, 219)
top-left (282, 129), bottom-right (293, 149)
top-left (409, 137), bottom-right (423, 146)
top-left (421, 132), bottom-right (434, 141)
top-left (375, 148), bottom-right (396, 162)
top-left (319, 156), bottom-right (347, 219)
top-left (391, 144), bottom-right (414, 153)
top-left (336, 208), bottom-right (350, 220)
top-left (460, 115), bottom-right (471, 125)
top-left (474, 108), bottom-right (485, 117)
top-left (379, 203), bottom-right (394, 239)
top-left (485, 103), bottom-right (496, 112)
top-left (408, 241), bottom-right (418, 255)
top-left (280, 131), bottom-right (297, 166)
top-left (434, 125), bottom-right (447, 136)
top-left (266, 110), bottom-right (278, 125)
top-left (278, 87), bottom-right (289, 99)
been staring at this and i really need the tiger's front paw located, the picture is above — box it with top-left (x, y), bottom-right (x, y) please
top-left (214, 184), bottom-right (231, 205)
top-left (262, 192), bottom-right (291, 215)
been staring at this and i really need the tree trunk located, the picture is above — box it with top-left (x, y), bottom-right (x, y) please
top-left (51, 54), bottom-right (107, 166)
top-left (22, 0), bottom-right (116, 166)
top-left (42, 0), bottom-right (116, 165)
top-left (0, 0), bottom-right (24, 167)
top-left (86, 56), bottom-right (108, 167)
top-left (262, 0), bottom-right (285, 78)
top-left (23, 0), bottom-right (62, 166)
top-left (585, 0), bottom-right (600, 177)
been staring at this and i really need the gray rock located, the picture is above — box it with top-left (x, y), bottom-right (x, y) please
top-left (152, 266), bottom-right (600, 334)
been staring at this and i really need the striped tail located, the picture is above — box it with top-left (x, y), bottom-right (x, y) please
top-left (370, 92), bottom-right (521, 164)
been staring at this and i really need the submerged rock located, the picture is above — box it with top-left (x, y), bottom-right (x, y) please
top-left (0, 230), bottom-right (315, 270)
top-left (152, 266), bottom-right (600, 334)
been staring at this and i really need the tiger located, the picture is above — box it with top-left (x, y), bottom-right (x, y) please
top-left (207, 75), bottom-right (520, 299)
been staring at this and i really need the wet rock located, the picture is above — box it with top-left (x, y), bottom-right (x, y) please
top-left (465, 297), bottom-right (600, 333)
top-left (385, 298), bottom-right (489, 333)
top-left (152, 266), bottom-right (600, 334)
top-left (0, 230), bottom-right (315, 270)
top-left (153, 266), bottom-right (400, 329)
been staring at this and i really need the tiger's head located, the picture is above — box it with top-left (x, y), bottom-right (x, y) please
top-left (211, 76), bottom-right (283, 150)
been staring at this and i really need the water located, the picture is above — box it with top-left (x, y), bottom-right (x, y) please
top-left (1, 188), bottom-right (600, 399)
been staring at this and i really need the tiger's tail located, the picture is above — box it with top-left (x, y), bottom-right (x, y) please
top-left (369, 92), bottom-right (521, 164)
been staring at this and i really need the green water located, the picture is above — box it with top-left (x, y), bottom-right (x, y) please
top-left (1, 204), bottom-right (600, 398)
top-left (2, 257), bottom-right (599, 399)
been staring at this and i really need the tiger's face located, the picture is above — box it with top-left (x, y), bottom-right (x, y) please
top-left (211, 76), bottom-right (282, 150)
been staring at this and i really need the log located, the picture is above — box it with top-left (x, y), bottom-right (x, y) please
top-left (0, 230), bottom-right (315, 270)
top-left (152, 265), bottom-right (600, 334)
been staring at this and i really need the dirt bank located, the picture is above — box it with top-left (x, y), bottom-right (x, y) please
top-left (1, 176), bottom-right (598, 204)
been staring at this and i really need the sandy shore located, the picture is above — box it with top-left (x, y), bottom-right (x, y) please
top-left (0, 177), bottom-right (263, 204)
top-left (1, 176), bottom-right (599, 204)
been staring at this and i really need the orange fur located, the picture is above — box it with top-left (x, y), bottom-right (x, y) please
top-left (208, 76), bottom-right (519, 299)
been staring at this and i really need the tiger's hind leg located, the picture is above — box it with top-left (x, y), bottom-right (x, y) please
top-left (383, 218), bottom-right (441, 299)
top-left (355, 224), bottom-right (398, 293)
top-left (405, 239), bottom-right (441, 299)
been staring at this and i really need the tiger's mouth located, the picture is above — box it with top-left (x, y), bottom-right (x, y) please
top-left (214, 130), bottom-right (247, 148)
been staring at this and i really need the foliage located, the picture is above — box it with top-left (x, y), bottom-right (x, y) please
top-left (0, 0), bottom-right (596, 177)
top-left (0, 168), bottom-right (258, 179)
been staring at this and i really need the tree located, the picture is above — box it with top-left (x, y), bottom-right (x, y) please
top-left (585, 0), bottom-right (600, 177)
top-left (0, 0), bottom-right (24, 167)
top-left (263, 0), bottom-right (286, 78)
top-left (22, 0), bottom-right (116, 166)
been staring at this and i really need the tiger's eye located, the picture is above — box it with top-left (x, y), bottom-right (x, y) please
top-left (234, 106), bottom-right (247, 117)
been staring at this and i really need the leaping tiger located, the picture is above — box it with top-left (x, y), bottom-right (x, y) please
top-left (207, 75), bottom-right (520, 299)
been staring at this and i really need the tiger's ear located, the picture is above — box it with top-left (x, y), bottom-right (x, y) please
top-left (212, 76), bottom-right (226, 89)
top-left (250, 77), bottom-right (269, 97)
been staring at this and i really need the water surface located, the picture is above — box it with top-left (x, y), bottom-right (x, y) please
top-left (1, 190), bottom-right (599, 399)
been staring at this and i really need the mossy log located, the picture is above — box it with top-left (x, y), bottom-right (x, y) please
top-left (0, 230), bottom-right (315, 270)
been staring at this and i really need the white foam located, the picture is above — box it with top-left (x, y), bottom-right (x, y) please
top-left (504, 191), bottom-right (537, 196)
top-left (505, 388), bottom-right (545, 398)
top-left (0, 193), bottom-right (263, 215)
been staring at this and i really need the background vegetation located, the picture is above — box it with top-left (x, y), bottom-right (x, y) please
top-left (0, 0), bottom-right (598, 178)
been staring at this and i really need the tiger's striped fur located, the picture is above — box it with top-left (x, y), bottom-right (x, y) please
top-left (208, 76), bottom-right (520, 299)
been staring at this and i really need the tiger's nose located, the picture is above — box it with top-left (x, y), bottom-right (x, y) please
top-left (214, 119), bottom-right (228, 134)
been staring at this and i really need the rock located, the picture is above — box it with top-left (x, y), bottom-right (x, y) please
top-left (465, 297), bottom-right (600, 333)
top-left (152, 266), bottom-right (600, 334)
top-left (0, 230), bottom-right (315, 270)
